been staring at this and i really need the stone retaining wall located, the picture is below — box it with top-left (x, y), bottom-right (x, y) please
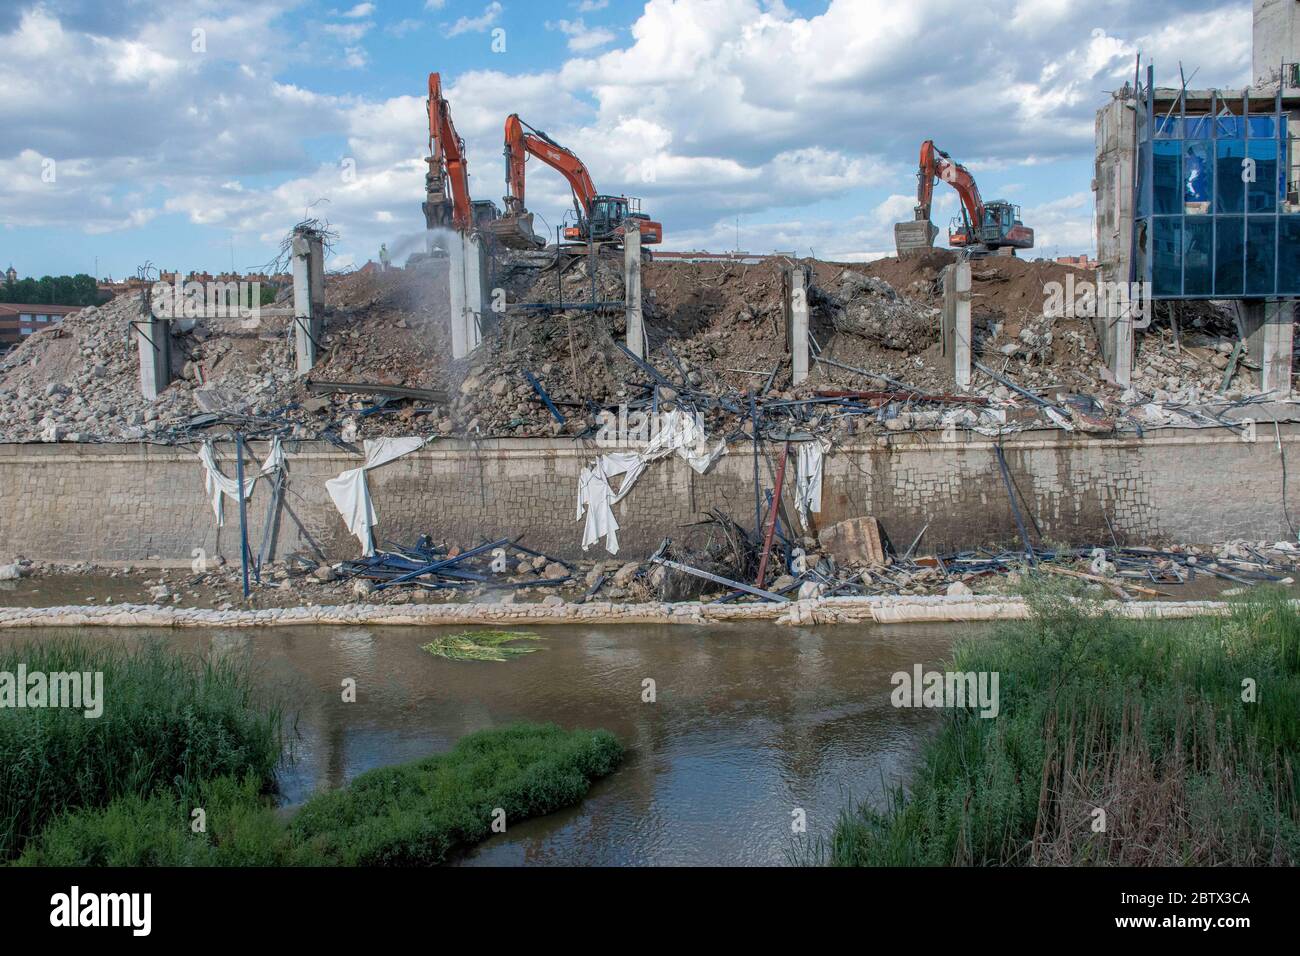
top-left (0, 426), bottom-right (1293, 565)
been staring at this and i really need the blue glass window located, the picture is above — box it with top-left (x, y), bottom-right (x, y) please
top-left (1248, 115), bottom-right (1276, 138)
top-left (1215, 216), bottom-right (1244, 296)
top-left (1184, 141), bottom-right (1212, 211)
top-left (1246, 138), bottom-right (1279, 213)
top-left (1217, 114), bottom-right (1244, 138)
top-left (1216, 140), bottom-right (1246, 213)
top-left (1183, 218), bottom-right (1214, 295)
top-left (1153, 218), bottom-right (1182, 295)
top-left (1246, 219), bottom-right (1276, 295)
top-left (1155, 115), bottom-right (1181, 138)
top-left (1280, 217), bottom-right (1300, 295)
top-left (1153, 141), bottom-right (1181, 214)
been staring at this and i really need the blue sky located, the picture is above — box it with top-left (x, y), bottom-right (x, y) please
top-left (0, 0), bottom-right (1255, 279)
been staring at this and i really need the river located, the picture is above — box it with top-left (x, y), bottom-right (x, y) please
top-left (1, 621), bottom-right (975, 865)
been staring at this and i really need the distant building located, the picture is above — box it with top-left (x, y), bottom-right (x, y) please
top-left (0, 303), bottom-right (81, 353)
top-left (1055, 254), bottom-right (1098, 270)
top-left (4, 265), bottom-right (15, 285)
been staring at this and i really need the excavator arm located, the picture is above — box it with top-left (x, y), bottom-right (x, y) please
top-left (424, 72), bottom-right (473, 232)
top-left (916, 139), bottom-right (983, 234)
top-left (503, 113), bottom-right (599, 224)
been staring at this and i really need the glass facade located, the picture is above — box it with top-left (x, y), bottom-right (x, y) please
top-left (1136, 73), bottom-right (1298, 299)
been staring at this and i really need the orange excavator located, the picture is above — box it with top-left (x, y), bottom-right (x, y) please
top-left (894, 140), bottom-right (1034, 256)
top-left (489, 113), bottom-right (662, 250)
top-left (423, 72), bottom-right (499, 236)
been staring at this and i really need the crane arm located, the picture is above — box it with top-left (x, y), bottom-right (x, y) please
top-left (917, 139), bottom-right (984, 230)
top-left (426, 72), bottom-right (473, 232)
top-left (503, 113), bottom-right (599, 220)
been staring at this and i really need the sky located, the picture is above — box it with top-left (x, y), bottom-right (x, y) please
top-left (0, 0), bottom-right (1256, 279)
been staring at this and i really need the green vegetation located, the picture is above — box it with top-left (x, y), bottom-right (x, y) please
top-left (15, 774), bottom-right (285, 867)
top-left (0, 638), bottom-right (282, 861)
top-left (829, 588), bottom-right (1300, 866)
top-left (290, 723), bottom-right (622, 865)
top-left (1, 273), bottom-right (103, 306)
top-left (421, 629), bottom-right (544, 662)
top-left (16, 724), bottom-right (622, 866)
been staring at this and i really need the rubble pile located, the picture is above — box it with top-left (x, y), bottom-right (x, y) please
top-left (0, 294), bottom-right (298, 442)
top-left (0, 245), bottom-right (1279, 446)
top-left (0, 262), bottom-right (457, 443)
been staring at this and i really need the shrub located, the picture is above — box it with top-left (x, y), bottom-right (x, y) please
top-left (829, 587), bottom-right (1300, 866)
top-left (0, 637), bottom-right (283, 860)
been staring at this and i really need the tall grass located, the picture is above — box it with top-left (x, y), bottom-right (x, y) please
top-left (0, 637), bottom-right (283, 861)
top-left (829, 587), bottom-right (1300, 866)
top-left (16, 723), bottom-right (623, 867)
top-left (290, 722), bottom-right (623, 865)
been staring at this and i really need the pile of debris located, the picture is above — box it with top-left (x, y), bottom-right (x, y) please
top-left (0, 262), bottom-right (458, 444)
top-left (0, 243), bottom-right (1281, 448)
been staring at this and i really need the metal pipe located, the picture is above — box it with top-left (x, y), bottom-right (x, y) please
top-left (755, 440), bottom-right (790, 587)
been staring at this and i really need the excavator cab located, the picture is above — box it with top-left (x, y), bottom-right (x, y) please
top-left (949, 200), bottom-right (1034, 252)
top-left (562, 195), bottom-right (662, 245)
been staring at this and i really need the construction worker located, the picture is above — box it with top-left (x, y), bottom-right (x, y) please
top-left (379, 243), bottom-right (390, 272)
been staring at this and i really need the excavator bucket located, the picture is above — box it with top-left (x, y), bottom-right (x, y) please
top-left (894, 219), bottom-right (938, 256)
top-left (488, 212), bottom-right (546, 250)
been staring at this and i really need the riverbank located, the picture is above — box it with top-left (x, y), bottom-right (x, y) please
top-left (827, 590), bottom-right (1300, 866)
top-left (17, 723), bottom-right (623, 866)
top-left (0, 593), bottom-right (1271, 629)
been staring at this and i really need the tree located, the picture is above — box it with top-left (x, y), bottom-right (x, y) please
top-left (0, 273), bottom-right (104, 306)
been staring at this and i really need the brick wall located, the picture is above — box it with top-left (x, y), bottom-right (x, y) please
top-left (0, 427), bottom-right (1294, 566)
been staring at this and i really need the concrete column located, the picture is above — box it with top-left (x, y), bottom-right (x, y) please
top-left (308, 234), bottom-right (325, 316)
top-left (787, 266), bottom-right (809, 385)
top-left (292, 232), bottom-right (322, 376)
top-left (135, 298), bottom-right (171, 401)
top-left (1254, 0), bottom-right (1300, 88)
top-left (941, 261), bottom-right (972, 388)
top-left (1094, 94), bottom-right (1136, 289)
top-left (624, 226), bottom-right (644, 358)
top-left (1094, 267), bottom-right (1133, 387)
top-left (449, 231), bottom-right (487, 359)
top-left (1241, 299), bottom-right (1296, 396)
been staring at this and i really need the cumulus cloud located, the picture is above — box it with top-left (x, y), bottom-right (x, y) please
top-left (547, 18), bottom-right (616, 52)
top-left (0, 0), bottom-right (1256, 272)
top-left (443, 2), bottom-right (502, 37)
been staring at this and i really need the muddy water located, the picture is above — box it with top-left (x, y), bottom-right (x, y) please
top-left (1, 622), bottom-right (975, 865)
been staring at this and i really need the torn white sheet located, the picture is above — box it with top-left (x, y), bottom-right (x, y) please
top-left (197, 439), bottom-right (287, 527)
top-left (1044, 407), bottom-right (1076, 432)
top-left (325, 436), bottom-right (426, 556)
top-left (261, 436), bottom-right (286, 475)
top-left (794, 439), bottom-right (828, 531)
top-left (578, 452), bottom-right (643, 554)
top-left (576, 410), bottom-right (726, 555)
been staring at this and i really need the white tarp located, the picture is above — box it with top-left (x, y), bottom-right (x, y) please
top-left (576, 409), bottom-right (726, 555)
top-left (577, 452), bottom-right (641, 555)
top-left (794, 438), bottom-right (828, 531)
top-left (197, 437), bottom-right (287, 527)
top-left (325, 436), bottom-right (426, 556)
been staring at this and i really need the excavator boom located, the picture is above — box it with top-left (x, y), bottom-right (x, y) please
top-left (491, 113), bottom-right (662, 249)
top-left (424, 72), bottom-right (474, 233)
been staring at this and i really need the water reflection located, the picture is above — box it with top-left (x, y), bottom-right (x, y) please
top-left (1, 621), bottom-right (971, 865)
